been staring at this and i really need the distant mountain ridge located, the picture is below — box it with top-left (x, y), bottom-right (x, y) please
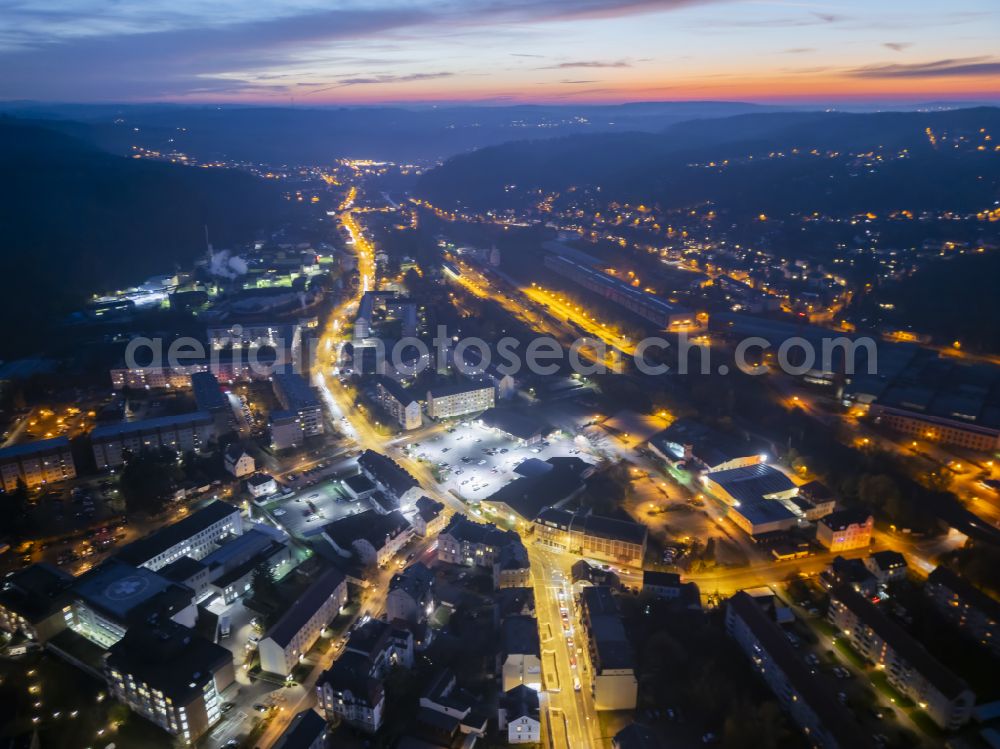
top-left (0, 101), bottom-right (787, 163)
top-left (415, 107), bottom-right (1000, 213)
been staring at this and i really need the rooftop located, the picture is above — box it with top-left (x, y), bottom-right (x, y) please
top-left (318, 650), bottom-right (383, 705)
top-left (704, 463), bottom-right (795, 505)
top-left (358, 449), bottom-right (419, 497)
top-left (501, 615), bottom-right (540, 656)
top-left (0, 563), bottom-right (74, 622)
top-left (115, 501), bottom-right (240, 566)
top-left (441, 513), bottom-right (515, 549)
top-left (374, 375), bottom-right (419, 405)
top-left (72, 559), bottom-right (192, 624)
top-left (105, 620), bottom-right (232, 702)
top-left (649, 418), bottom-right (759, 468)
top-left (389, 562), bottom-right (434, 602)
top-left (272, 372), bottom-right (321, 410)
top-left (426, 377), bottom-right (493, 399)
top-left (479, 408), bottom-right (547, 441)
top-left (264, 567), bottom-right (346, 648)
top-left (0, 436), bottom-right (71, 461)
top-left (928, 566), bottom-right (1000, 620)
top-left (190, 371), bottom-right (229, 412)
top-left (819, 508), bottom-right (873, 531)
top-left (642, 571), bottom-right (681, 588)
top-left (272, 709), bottom-right (328, 749)
top-left (89, 411), bottom-right (213, 441)
top-left (486, 456), bottom-right (590, 520)
top-left (322, 509), bottom-right (411, 554)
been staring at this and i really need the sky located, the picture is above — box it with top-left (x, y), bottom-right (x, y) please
top-left (0, 0), bottom-right (998, 104)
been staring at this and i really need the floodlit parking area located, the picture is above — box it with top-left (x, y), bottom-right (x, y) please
top-left (259, 475), bottom-right (368, 538)
top-left (403, 420), bottom-right (595, 502)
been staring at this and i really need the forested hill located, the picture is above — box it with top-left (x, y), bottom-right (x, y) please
top-left (415, 107), bottom-right (1000, 214)
top-left (0, 118), bottom-right (288, 353)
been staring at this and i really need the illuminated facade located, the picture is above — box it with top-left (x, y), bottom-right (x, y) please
top-left (0, 436), bottom-right (77, 491)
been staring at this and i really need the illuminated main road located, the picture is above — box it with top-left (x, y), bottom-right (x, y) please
top-left (306, 183), bottom-right (598, 749)
top-left (530, 543), bottom-right (603, 749)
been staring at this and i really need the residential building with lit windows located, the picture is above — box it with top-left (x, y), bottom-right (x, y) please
top-left (497, 539), bottom-right (531, 590)
top-left (437, 514), bottom-right (521, 576)
top-left (317, 619), bottom-right (414, 733)
top-left (499, 685), bottom-right (541, 744)
top-left (109, 349), bottom-right (285, 391)
top-left (90, 411), bottom-right (216, 469)
top-left (828, 585), bottom-right (974, 730)
top-left (223, 444), bottom-right (255, 477)
top-left (105, 620), bottom-right (235, 745)
top-left (925, 566), bottom-right (1000, 656)
top-left (386, 563), bottom-right (435, 625)
top-left (269, 372), bottom-right (324, 450)
top-left (872, 407), bottom-right (1000, 452)
top-left (499, 615), bottom-right (542, 691)
top-left (358, 449), bottom-right (421, 506)
top-left (374, 376), bottom-right (423, 430)
top-left (865, 550), bottom-right (908, 585)
top-left (726, 591), bottom-right (871, 748)
top-left (259, 567), bottom-right (348, 677)
top-left (321, 509), bottom-right (413, 568)
top-left (115, 501), bottom-right (243, 571)
top-left (425, 378), bottom-right (495, 420)
top-left (0, 436), bottom-right (77, 492)
top-left (412, 496), bottom-right (446, 537)
top-left (816, 509), bottom-right (873, 552)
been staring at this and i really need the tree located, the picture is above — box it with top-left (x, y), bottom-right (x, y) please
top-left (722, 700), bottom-right (789, 749)
top-left (251, 561), bottom-right (278, 603)
top-left (1, 478), bottom-right (31, 538)
top-left (118, 447), bottom-right (182, 515)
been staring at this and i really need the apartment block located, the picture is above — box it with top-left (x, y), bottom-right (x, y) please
top-left (828, 585), bottom-right (974, 730)
top-left (90, 411), bottom-right (216, 469)
top-left (726, 591), bottom-right (871, 748)
top-left (0, 436), bottom-right (77, 491)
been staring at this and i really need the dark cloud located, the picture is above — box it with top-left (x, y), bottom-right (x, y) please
top-left (538, 60), bottom-right (631, 69)
top-left (713, 12), bottom-right (847, 29)
top-left (883, 42), bottom-right (913, 52)
top-left (783, 48), bottom-right (814, 54)
top-left (330, 72), bottom-right (455, 88)
top-left (0, 0), bottom-right (726, 100)
top-left (850, 57), bottom-right (1000, 78)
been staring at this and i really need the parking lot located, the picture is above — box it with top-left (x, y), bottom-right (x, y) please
top-left (402, 420), bottom-right (596, 503)
top-left (260, 475), bottom-right (367, 539)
